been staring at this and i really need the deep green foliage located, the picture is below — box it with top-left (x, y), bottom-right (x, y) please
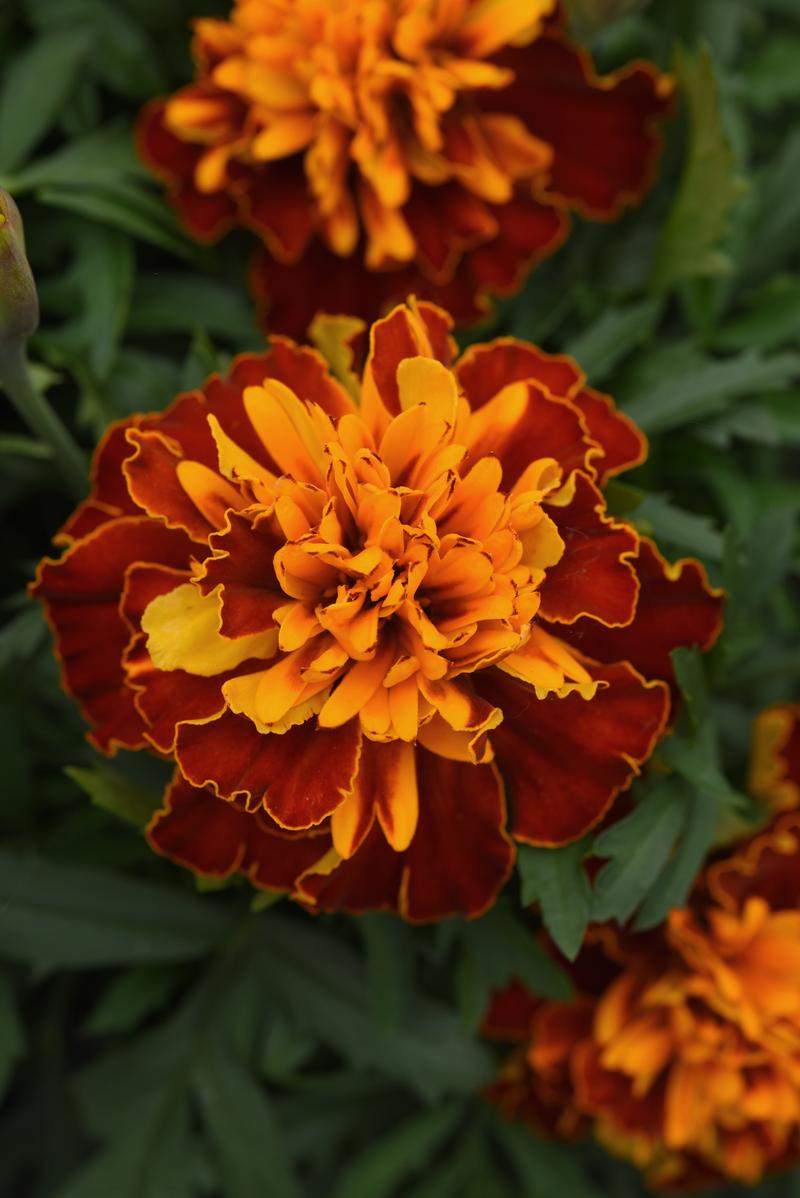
top-left (1, 0), bottom-right (799, 1194)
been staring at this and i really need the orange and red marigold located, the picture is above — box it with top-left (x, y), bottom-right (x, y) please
top-left (32, 299), bottom-right (721, 921)
top-left (486, 707), bottom-right (800, 1188)
top-left (138, 0), bottom-right (673, 335)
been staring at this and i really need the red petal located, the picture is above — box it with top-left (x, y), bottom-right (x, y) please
top-left (250, 241), bottom-right (405, 339)
top-left (549, 538), bottom-right (723, 681)
top-left (467, 191), bottom-right (567, 294)
top-left (198, 511), bottom-right (285, 637)
top-left (259, 337), bottom-right (355, 420)
top-left (148, 772), bottom-right (330, 888)
top-left (401, 747), bottom-right (513, 920)
top-left (136, 100), bottom-right (238, 244)
top-left (470, 383), bottom-right (593, 490)
top-left (571, 386), bottom-right (646, 483)
top-left (30, 517), bottom-right (193, 753)
top-left (478, 661), bottom-right (669, 845)
top-left (123, 429), bottom-right (216, 541)
top-left (490, 35), bottom-right (673, 219)
top-left (297, 819), bottom-right (405, 914)
top-left (482, 980), bottom-right (540, 1040)
top-left (540, 472), bottom-right (639, 626)
top-left (456, 337), bottom-right (582, 409)
top-left (241, 162), bottom-right (315, 263)
top-left (175, 711), bottom-right (362, 829)
top-left (59, 418), bottom-right (144, 542)
top-left (706, 812), bottom-right (800, 914)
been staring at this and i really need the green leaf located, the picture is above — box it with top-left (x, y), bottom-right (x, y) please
top-left (565, 299), bottom-right (661, 383)
top-left (85, 965), bottom-right (185, 1036)
top-left (359, 913), bottom-right (416, 1030)
top-left (259, 915), bottom-right (492, 1101)
top-left (2, 123), bottom-right (143, 193)
top-left (0, 603), bottom-right (47, 670)
top-left (634, 779), bottom-right (717, 929)
top-left (194, 1039), bottom-right (302, 1198)
top-left (651, 44), bottom-right (746, 291)
top-left (330, 1103), bottom-right (463, 1198)
top-left (591, 780), bottom-right (687, 924)
top-left (129, 272), bottom-right (261, 344)
top-left (37, 180), bottom-right (201, 261)
top-left (632, 493), bottom-right (723, 561)
top-left (743, 37), bottom-right (800, 113)
top-left (670, 646), bottom-right (711, 731)
top-left (621, 347), bottom-right (800, 434)
top-left (65, 764), bottom-right (161, 829)
top-left (73, 223), bottom-right (135, 379)
top-left (492, 1118), bottom-right (605, 1198)
top-left (456, 904), bottom-right (571, 1028)
top-left (0, 852), bottom-right (229, 967)
top-left (712, 277), bottom-right (800, 352)
top-left (517, 839), bottom-right (592, 961)
top-left (0, 27), bottom-right (95, 171)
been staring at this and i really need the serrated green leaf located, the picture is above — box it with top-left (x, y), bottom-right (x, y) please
top-left (195, 1040), bottom-right (302, 1198)
top-left (651, 44), bottom-right (745, 291)
top-left (671, 646), bottom-right (711, 731)
top-left (0, 27), bottom-right (95, 172)
top-left (66, 763), bottom-right (161, 829)
top-left (259, 915), bottom-right (493, 1100)
top-left (634, 780), bottom-right (717, 929)
top-left (591, 780), bottom-right (686, 924)
top-left (621, 347), bottom-right (800, 433)
top-left (712, 277), bottom-right (800, 352)
top-left (566, 298), bottom-right (661, 383)
top-left (0, 853), bottom-right (229, 967)
top-left (517, 840), bottom-right (592, 961)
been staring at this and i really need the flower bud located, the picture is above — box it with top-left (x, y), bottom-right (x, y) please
top-left (0, 188), bottom-right (39, 347)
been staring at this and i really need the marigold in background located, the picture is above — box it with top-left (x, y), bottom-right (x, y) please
top-left (138, 0), bottom-right (673, 335)
top-left (486, 707), bottom-right (800, 1188)
top-left (31, 299), bottom-right (720, 920)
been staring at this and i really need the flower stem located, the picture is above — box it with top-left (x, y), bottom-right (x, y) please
top-left (0, 341), bottom-right (87, 499)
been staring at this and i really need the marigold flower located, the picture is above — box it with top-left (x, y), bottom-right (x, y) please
top-left (31, 299), bottom-right (720, 920)
top-left (749, 702), bottom-right (800, 813)
top-left (138, 1), bottom-right (673, 335)
top-left (486, 725), bottom-right (800, 1188)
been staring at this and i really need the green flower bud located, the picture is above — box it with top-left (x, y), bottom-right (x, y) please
top-left (0, 188), bottom-right (39, 347)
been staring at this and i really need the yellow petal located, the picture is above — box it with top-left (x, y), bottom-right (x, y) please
top-left (376, 740), bottom-right (418, 851)
top-left (244, 380), bottom-right (330, 485)
top-left (142, 583), bottom-right (277, 676)
top-left (176, 460), bottom-right (245, 527)
top-left (396, 356), bottom-right (459, 426)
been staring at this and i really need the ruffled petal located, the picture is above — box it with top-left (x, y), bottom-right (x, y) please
top-left (571, 386), bottom-right (646, 484)
top-left (175, 711), bottom-right (361, 829)
top-left (489, 34), bottom-right (674, 219)
top-left (58, 418), bottom-right (144, 542)
top-left (478, 661), bottom-right (669, 845)
top-left (456, 337), bottom-right (583, 409)
top-left (197, 511), bottom-right (286, 637)
top-left (30, 518), bottom-right (193, 752)
top-left (400, 747), bottom-right (513, 920)
top-left (539, 473), bottom-right (639, 626)
top-left (240, 161), bottom-right (315, 262)
top-left (148, 771), bottom-right (331, 888)
top-left (748, 704), bottom-right (800, 813)
top-left (706, 812), bottom-right (800, 915)
top-left (549, 538), bottom-right (723, 682)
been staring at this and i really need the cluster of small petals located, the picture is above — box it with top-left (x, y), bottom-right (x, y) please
top-left (487, 720), bottom-right (800, 1188)
top-left (138, 0), bottom-right (674, 333)
top-left (31, 299), bottom-right (721, 922)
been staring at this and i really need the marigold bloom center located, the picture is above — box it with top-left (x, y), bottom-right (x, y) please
top-left (164, 0), bottom-right (555, 264)
top-left (141, 346), bottom-right (598, 753)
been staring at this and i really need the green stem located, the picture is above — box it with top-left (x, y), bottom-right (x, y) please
top-left (0, 340), bottom-right (87, 499)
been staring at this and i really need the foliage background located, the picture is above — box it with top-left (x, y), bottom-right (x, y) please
top-left (1, 0), bottom-right (800, 1194)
